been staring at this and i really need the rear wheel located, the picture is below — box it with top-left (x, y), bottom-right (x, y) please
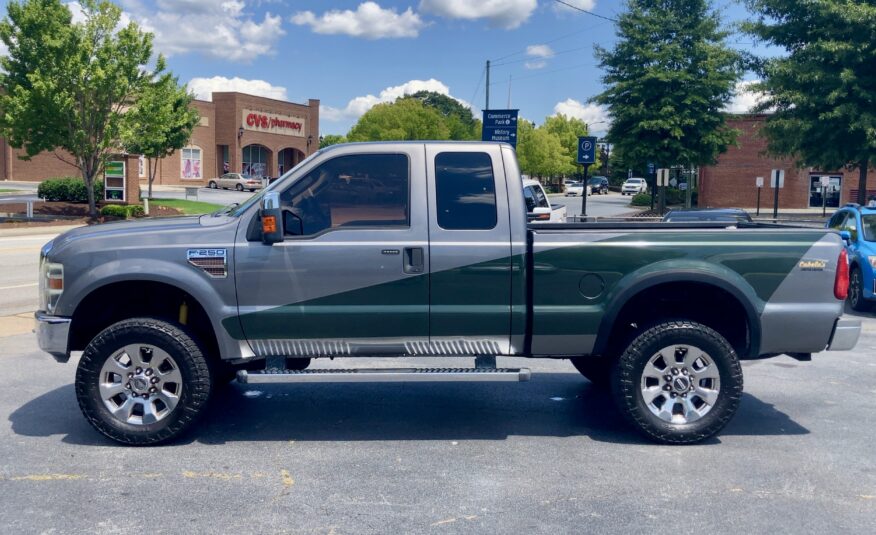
top-left (208, 181), bottom-right (218, 189)
top-left (75, 318), bottom-right (212, 445)
top-left (848, 266), bottom-right (871, 311)
top-left (611, 321), bottom-right (743, 444)
top-left (235, 184), bottom-right (244, 191)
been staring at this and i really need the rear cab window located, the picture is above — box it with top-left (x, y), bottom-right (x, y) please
top-left (434, 152), bottom-right (497, 230)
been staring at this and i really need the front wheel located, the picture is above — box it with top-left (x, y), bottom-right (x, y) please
top-left (235, 184), bottom-right (244, 191)
top-left (75, 318), bottom-right (213, 445)
top-left (208, 181), bottom-right (217, 189)
top-left (611, 321), bottom-right (743, 444)
top-left (848, 267), bottom-right (871, 311)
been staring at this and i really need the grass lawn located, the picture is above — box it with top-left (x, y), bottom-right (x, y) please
top-left (0, 188), bottom-right (22, 194)
top-left (146, 198), bottom-right (224, 215)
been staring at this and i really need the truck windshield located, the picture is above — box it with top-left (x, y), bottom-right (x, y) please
top-left (862, 214), bottom-right (876, 241)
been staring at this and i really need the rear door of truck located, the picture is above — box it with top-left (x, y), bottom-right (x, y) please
top-left (423, 144), bottom-right (514, 355)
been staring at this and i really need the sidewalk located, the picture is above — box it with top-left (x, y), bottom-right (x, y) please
top-left (0, 223), bottom-right (83, 238)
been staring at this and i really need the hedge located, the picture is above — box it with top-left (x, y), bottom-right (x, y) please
top-left (100, 204), bottom-right (145, 219)
top-left (37, 177), bottom-right (104, 203)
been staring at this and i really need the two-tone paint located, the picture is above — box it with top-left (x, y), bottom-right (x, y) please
top-left (36, 142), bottom-right (859, 364)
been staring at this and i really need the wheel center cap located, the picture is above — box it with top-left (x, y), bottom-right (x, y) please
top-left (132, 377), bottom-right (149, 391)
top-left (673, 377), bottom-right (690, 392)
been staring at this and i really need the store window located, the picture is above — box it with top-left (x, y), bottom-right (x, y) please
top-left (809, 175), bottom-right (841, 208)
top-left (181, 146), bottom-right (202, 179)
top-left (242, 144), bottom-right (270, 177)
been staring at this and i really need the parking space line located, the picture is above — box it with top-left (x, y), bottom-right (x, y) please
top-left (0, 283), bottom-right (38, 291)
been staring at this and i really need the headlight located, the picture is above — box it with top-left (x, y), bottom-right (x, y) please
top-left (868, 256), bottom-right (876, 269)
top-left (39, 257), bottom-right (64, 313)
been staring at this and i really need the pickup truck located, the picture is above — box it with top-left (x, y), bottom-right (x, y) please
top-left (36, 141), bottom-right (861, 445)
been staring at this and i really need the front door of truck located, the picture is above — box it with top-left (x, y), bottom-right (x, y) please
top-left (232, 146), bottom-right (430, 357)
top-left (424, 144), bottom-right (513, 355)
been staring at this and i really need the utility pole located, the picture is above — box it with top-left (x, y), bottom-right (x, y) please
top-left (485, 60), bottom-right (490, 110)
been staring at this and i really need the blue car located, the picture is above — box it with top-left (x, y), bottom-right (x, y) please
top-left (827, 203), bottom-right (876, 311)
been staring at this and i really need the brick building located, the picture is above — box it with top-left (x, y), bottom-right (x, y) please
top-left (699, 114), bottom-right (876, 209)
top-left (0, 91), bottom-right (320, 189)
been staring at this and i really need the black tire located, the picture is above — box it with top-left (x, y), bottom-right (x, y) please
top-left (570, 357), bottom-right (613, 386)
top-left (611, 321), bottom-right (743, 444)
top-left (235, 184), bottom-right (244, 191)
top-left (848, 266), bottom-right (871, 312)
top-left (285, 357), bottom-right (312, 371)
top-left (208, 181), bottom-right (217, 189)
top-left (249, 189), bottom-right (256, 192)
top-left (75, 318), bottom-right (213, 445)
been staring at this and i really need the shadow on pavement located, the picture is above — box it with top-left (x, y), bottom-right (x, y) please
top-left (8, 373), bottom-right (808, 447)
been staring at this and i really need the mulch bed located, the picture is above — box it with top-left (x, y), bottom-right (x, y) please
top-left (0, 201), bottom-right (183, 228)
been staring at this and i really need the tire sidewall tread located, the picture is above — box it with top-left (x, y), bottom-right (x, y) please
top-left (611, 320), bottom-right (743, 445)
top-left (75, 317), bottom-right (212, 446)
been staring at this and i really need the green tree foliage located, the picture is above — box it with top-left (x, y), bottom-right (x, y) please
top-left (593, 0), bottom-right (742, 171)
top-left (402, 91), bottom-right (481, 140)
top-left (319, 134), bottom-right (347, 148)
top-left (347, 99), bottom-right (450, 141)
top-left (542, 114), bottom-right (592, 175)
top-left (123, 74), bottom-right (200, 199)
top-left (516, 120), bottom-right (569, 181)
top-left (0, 0), bottom-right (173, 217)
top-left (744, 0), bottom-right (876, 204)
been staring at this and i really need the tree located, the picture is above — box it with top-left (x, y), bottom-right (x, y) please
top-left (744, 0), bottom-right (876, 204)
top-left (516, 121), bottom-right (568, 184)
top-left (347, 98), bottom-right (450, 141)
top-left (402, 90), bottom-right (481, 140)
top-left (320, 134), bottom-right (347, 148)
top-left (542, 113), bottom-right (593, 176)
top-left (123, 74), bottom-right (200, 199)
top-left (593, 0), bottom-right (742, 173)
top-left (0, 0), bottom-right (168, 218)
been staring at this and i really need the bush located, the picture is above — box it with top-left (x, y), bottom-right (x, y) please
top-left (37, 177), bottom-right (103, 203)
top-left (630, 192), bottom-right (652, 206)
top-left (100, 205), bottom-right (128, 218)
top-left (126, 205), bottom-right (145, 218)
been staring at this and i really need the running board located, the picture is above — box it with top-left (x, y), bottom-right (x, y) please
top-left (238, 367), bottom-right (531, 384)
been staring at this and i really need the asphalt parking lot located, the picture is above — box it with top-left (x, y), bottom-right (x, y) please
top-left (0, 211), bottom-right (874, 533)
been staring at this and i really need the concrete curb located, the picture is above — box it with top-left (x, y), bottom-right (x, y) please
top-left (0, 224), bottom-right (83, 238)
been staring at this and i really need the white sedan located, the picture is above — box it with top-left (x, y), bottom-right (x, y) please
top-left (208, 173), bottom-right (265, 192)
top-left (564, 181), bottom-right (592, 197)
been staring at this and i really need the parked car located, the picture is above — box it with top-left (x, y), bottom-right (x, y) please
top-left (524, 179), bottom-right (566, 222)
top-left (208, 173), bottom-right (264, 192)
top-left (621, 177), bottom-right (648, 195)
top-left (588, 176), bottom-right (609, 195)
top-left (564, 181), bottom-right (592, 197)
top-left (663, 208), bottom-right (752, 224)
top-left (35, 141), bottom-right (859, 446)
top-left (827, 203), bottom-right (876, 311)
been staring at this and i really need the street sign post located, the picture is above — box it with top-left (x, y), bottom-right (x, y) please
top-left (771, 169), bottom-right (785, 220)
top-left (577, 136), bottom-right (597, 218)
top-left (755, 176), bottom-right (764, 216)
top-left (820, 176), bottom-right (830, 216)
top-left (481, 109), bottom-right (519, 148)
top-left (648, 162), bottom-right (656, 210)
top-left (656, 168), bottom-right (670, 215)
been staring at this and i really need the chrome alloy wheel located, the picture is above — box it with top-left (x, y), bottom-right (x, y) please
top-left (640, 345), bottom-right (721, 424)
top-left (98, 344), bottom-right (183, 425)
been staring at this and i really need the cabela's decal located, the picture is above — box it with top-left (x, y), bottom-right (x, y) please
top-left (798, 259), bottom-right (827, 271)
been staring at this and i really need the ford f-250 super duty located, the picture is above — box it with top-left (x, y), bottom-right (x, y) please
top-left (35, 142), bottom-right (861, 445)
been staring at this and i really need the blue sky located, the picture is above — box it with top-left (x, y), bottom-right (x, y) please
top-left (1, 1), bottom-right (772, 136)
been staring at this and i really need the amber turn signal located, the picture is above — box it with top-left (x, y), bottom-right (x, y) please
top-left (262, 215), bottom-right (277, 234)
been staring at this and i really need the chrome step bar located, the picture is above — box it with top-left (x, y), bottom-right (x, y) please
top-left (238, 367), bottom-right (531, 384)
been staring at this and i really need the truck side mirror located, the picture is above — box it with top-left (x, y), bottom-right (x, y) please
top-left (528, 206), bottom-right (551, 222)
top-left (260, 191), bottom-right (284, 245)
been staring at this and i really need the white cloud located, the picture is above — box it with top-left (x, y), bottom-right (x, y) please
top-left (121, 1), bottom-right (285, 62)
top-left (188, 76), bottom-right (288, 101)
top-left (419, 0), bottom-right (537, 29)
top-left (553, 0), bottom-right (597, 14)
top-left (292, 2), bottom-right (425, 39)
top-left (553, 98), bottom-right (610, 133)
top-left (524, 44), bottom-right (554, 69)
top-left (321, 78), bottom-right (470, 122)
top-left (725, 80), bottom-right (769, 114)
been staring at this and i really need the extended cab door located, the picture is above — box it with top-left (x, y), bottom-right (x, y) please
top-left (232, 145), bottom-right (430, 357)
top-left (424, 144), bottom-right (514, 355)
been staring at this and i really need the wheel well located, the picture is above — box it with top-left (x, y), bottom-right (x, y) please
top-left (603, 282), bottom-right (753, 359)
top-left (69, 281), bottom-right (219, 361)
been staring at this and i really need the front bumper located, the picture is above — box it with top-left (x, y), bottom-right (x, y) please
top-left (827, 317), bottom-right (861, 351)
top-left (34, 311), bottom-right (71, 362)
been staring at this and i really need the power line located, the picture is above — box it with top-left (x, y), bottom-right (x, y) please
top-left (488, 61), bottom-right (596, 87)
top-left (490, 22), bottom-right (607, 63)
top-left (469, 65), bottom-right (486, 109)
top-left (491, 45), bottom-right (592, 67)
top-left (552, 0), bottom-right (618, 22)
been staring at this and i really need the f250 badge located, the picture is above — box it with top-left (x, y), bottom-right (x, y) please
top-left (798, 259), bottom-right (827, 271)
top-left (187, 249), bottom-right (227, 278)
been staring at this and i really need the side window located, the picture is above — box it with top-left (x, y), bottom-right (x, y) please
top-left (828, 211), bottom-right (847, 229)
top-left (280, 153), bottom-right (409, 236)
top-left (523, 186), bottom-right (537, 211)
top-left (532, 185), bottom-right (550, 208)
top-left (435, 152), bottom-right (497, 230)
top-left (843, 213), bottom-right (859, 241)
